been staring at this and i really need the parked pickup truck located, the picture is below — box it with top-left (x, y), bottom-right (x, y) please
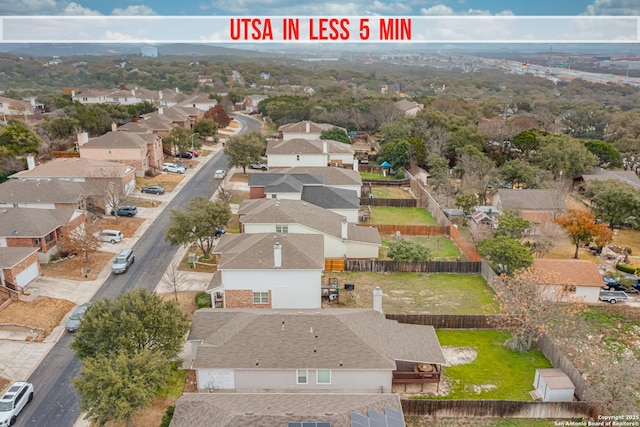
top-left (599, 291), bottom-right (630, 304)
top-left (603, 274), bottom-right (640, 293)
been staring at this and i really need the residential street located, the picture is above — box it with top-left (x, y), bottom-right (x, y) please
top-left (13, 114), bottom-right (261, 427)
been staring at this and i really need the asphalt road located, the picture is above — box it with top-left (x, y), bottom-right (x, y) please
top-left (15, 130), bottom-right (252, 426)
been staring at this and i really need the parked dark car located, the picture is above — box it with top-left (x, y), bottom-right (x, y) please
top-left (603, 275), bottom-right (640, 293)
top-left (176, 152), bottom-right (193, 159)
top-left (141, 185), bottom-right (165, 195)
top-left (111, 206), bottom-right (138, 217)
top-left (214, 226), bottom-right (226, 238)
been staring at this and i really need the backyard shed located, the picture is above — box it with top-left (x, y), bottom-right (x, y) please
top-left (532, 368), bottom-right (575, 402)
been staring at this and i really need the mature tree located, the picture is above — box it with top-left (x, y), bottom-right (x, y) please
top-left (320, 127), bottom-right (350, 144)
top-left (455, 193), bottom-right (479, 215)
top-left (57, 223), bottom-right (101, 263)
top-left (455, 146), bottom-right (497, 204)
top-left (161, 261), bottom-right (188, 302)
top-left (534, 134), bottom-right (598, 179)
top-left (478, 236), bottom-right (533, 275)
top-left (490, 268), bottom-right (587, 351)
top-left (499, 159), bottom-right (545, 189)
top-left (380, 139), bottom-right (410, 171)
top-left (162, 126), bottom-right (191, 155)
top-left (387, 238), bottom-right (431, 262)
top-left (0, 119), bottom-right (40, 155)
top-left (74, 350), bottom-right (167, 427)
top-left (103, 181), bottom-right (124, 222)
top-left (215, 181), bottom-right (234, 204)
top-left (42, 117), bottom-right (80, 140)
top-left (525, 221), bottom-right (566, 258)
top-left (561, 104), bottom-right (609, 139)
top-left (512, 129), bottom-right (541, 160)
top-left (224, 131), bottom-right (266, 174)
top-left (204, 104), bottom-right (231, 128)
top-left (193, 118), bottom-right (218, 138)
top-left (71, 289), bottom-right (189, 360)
top-left (165, 197), bottom-right (231, 258)
top-left (494, 209), bottom-right (530, 240)
top-left (379, 118), bottom-right (411, 144)
top-left (583, 140), bottom-right (622, 167)
top-left (556, 209), bottom-right (612, 259)
top-left (583, 180), bottom-right (640, 229)
top-left (422, 125), bottom-right (449, 158)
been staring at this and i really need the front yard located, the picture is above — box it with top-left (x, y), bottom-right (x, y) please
top-left (326, 272), bottom-right (499, 314)
top-left (136, 173), bottom-right (185, 192)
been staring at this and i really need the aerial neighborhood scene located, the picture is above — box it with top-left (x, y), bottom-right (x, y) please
top-left (1, 8), bottom-right (640, 427)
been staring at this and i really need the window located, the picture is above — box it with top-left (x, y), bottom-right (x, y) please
top-left (271, 194), bottom-right (277, 199)
top-left (276, 224), bottom-right (288, 233)
top-left (296, 155), bottom-right (300, 161)
top-left (253, 292), bottom-right (269, 304)
top-left (296, 369), bottom-right (308, 384)
top-left (317, 369), bottom-right (331, 384)
top-left (82, 97), bottom-right (88, 102)
top-left (34, 237), bottom-right (41, 245)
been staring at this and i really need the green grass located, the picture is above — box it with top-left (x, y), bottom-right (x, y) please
top-left (370, 207), bottom-right (438, 225)
top-left (370, 186), bottom-right (414, 199)
top-left (426, 330), bottom-right (552, 400)
top-left (330, 272), bottom-right (499, 314)
top-left (157, 363), bottom-right (188, 398)
top-left (380, 235), bottom-right (461, 260)
top-left (360, 171), bottom-right (388, 179)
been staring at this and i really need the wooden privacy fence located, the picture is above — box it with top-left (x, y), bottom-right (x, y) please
top-left (359, 198), bottom-right (418, 207)
top-left (385, 314), bottom-right (502, 329)
top-left (324, 258), bottom-right (345, 272)
top-left (448, 225), bottom-right (482, 262)
top-left (401, 400), bottom-right (604, 419)
top-left (362, 224), bottom-right (447, 236)
top-left (52, 150), bottom-right (80, 158)
top-left (344, 260), bottom-right (481, 274)
top-left (362, 178), bottom-right (411, 186)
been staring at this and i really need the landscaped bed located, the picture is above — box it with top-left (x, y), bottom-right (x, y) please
top-left (380, 235), bottom-right (461, 260)
top-left (326, 272), bottom-right (498, 314)
top-left (370, 207), bottom-right (438, 225)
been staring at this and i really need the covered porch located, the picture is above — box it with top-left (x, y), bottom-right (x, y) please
top-left (392, 360), bottom-right (441, 392)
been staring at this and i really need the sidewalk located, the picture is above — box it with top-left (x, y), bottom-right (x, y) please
top-left (0, 123), bottom-right (242, 388)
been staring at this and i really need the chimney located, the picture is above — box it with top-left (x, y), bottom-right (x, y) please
top-left (111, 122), bottom-right (117, 132)
top-left (77, 132), bottom-right (89, 147)
top-left (341, 217), bottom-right (348, 239)
top-left (373, 287), bottom-right (383, 313)
top-left (71, 90), bottom-right (76, 97)
top-left (27, 155), bottom-right (36, 170)
top-left (274, 242), bottom-right (282, 267)
top-left (176, 87), bottom-right (180, 93)
top-left (131, 89), bottom-right (135, 96)
top-left (158, 90), bottom-right (163, 100)
top-left (353, 159), bottom-right (359, 172)
top-left (322, 140), bottom-right (328, 154)
top-left (159, 107), bottom-right (164, 115)
top-left (305, 121), bottom-right (310, 133)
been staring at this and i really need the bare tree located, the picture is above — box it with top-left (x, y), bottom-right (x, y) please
top-left (526, 220), bottom-right (566, 258)
top-left (57, 222), bottom-right (102, 263)
top-left (423, 125), bottom-right (449, 158)
top-left (161, 261), bottom-right (188, 302)
top-left (215, 182), bottom-right (234, 204)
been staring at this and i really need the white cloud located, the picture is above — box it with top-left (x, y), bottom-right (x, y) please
top-left (62, 2), bottom-right (101, 15)
top-left (111, 5), bottom-right (157, 16)
top-left (420, 5), bottom-right (514, 16)
top-left (582, 0), bottom-right (640, 15)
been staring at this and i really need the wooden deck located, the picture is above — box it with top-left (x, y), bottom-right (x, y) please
top-left (393, 363), bottom-right (441, 392)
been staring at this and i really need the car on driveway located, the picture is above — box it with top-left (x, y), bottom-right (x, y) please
top-left (163, 163), bottom-right (186, 174)
top-left (141, 185), bottom-right (165, 195)
top-left (188, 150), bottom-right (199, 157)
top-left (214, 225), bottom-right (226, 238)
top-left (94, 229), bottom-right (123, 243)
top-left (249, 162), bottom-right (267, 170)
top-left (214, 170), bottom-right (226, 179)
top-left (65, 304), bottom-right (90, 333)
top-left (176, 152), bottom-right (193, 159)
top-left (0, 381), bottom-right (34, 426)
top-left (111, 206), bottom-right (138, 217)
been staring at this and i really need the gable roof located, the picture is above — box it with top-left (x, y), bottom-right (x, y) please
top-left (496, 189), bottom-right (566, 211)
top-left (277, 166), bottom-right (362, 186)
top-left (80, 131), bottom-right (149, 149)
top-left (0, 208), bottom-right (78, 237)
top-left (188, 308), bottom-right (446, 370)
top-left (580, 170), bottom-right (640, 190)
top-left (0, 180), bottom-right (100, 204)
top-left (10, 158), bottom-right (132, 180)
top-left (301, 186), bottom-right (359, 210)
top-left (266, 138), bottom-right (354, 156)
top-left (248, 173), bottom-right (323, 193)
top-left (0, 247), bottom-right (39, 269)
top-left (214, 233), bottom-right (324, 270)
top-left (532, 259), bottom-right (604, 288)
top-left (394, 99), bottom-right (422, 112)
top-left (119, 115), bottom-right (174, 133)
top-left (238, 199), bottom-right (380, 245)
top-left (170, 393), bottom-right (403, 427)
top-left (277, 120), bottom-right (334, 133)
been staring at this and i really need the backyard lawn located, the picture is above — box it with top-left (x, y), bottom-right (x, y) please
top-left (380, 235), bottom-right (461, 260)
top-left (360, 171), bottom-right (388, 179)
top-left (370, 207), bottom-right (438, 225)
top-left (327, 272), bottom-right (499, 314)
top-left (371, 186), bottom-right (414, 199)
top-left (430, 330), bottom-right (552, 400)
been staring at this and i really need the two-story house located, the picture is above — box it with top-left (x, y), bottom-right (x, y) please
top-left (277, 120), bottom-right (338, 141)
top-left (266, 138), bottom-right (355, 169)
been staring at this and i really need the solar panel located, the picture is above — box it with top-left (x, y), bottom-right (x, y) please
top-left (386, 418), bottom-right (405, 427)
top-left (303, 424), bottom-right (316, 427)
top-left (367, 410), bottom-right (386, 422)
top-left (369, 419), bottom-right (386, 427)
top-left (351, 420), bottom-right (369, 427)
top-left (383, 407), bottom-right (403, 420)
top-left (288, 423), bottom-right (303, 427)
top-left (350, 412), bottom-right (370, 427)
top-left (317, 423), bottom-right (332, 427)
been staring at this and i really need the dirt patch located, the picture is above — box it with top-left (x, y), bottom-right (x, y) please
top-left (101, 397), bottom-right (176, 427)
top-left (442, 346), bottom-right (478, 366)
top-left (160, 291), bottom-right (199, 321)
top-left (92, 216), bottom-right (145, 239)
top-left (0, 296), bottom-right (75, 336)
top-left (229, 172), bottom-right (249, 183)
top-left (0, 377), bottom-right (11, 393)
top-left (136, 173), bottom-right (185, 192)
top-left (184, 370), bottom-right (197, 392)
top-left (41, 251), bottom-right (115, 281)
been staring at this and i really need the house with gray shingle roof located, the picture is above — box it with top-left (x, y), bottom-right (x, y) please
top-left (280, 166), bottom-right (363, 196)
top-left (266, 138), bottom-right (355, 169)
top-left (185, 308), bottom-right (445, 394)
top-left (209, 233), bottom-right (324, 309)
top-left (492, 189), bottom-right (566, 235)
top-left (394, 99), bottom-right (423, 118)
top-left (248, 173), bottom-right (359, 222)
top-left (170, 393), bottom-right (404, 427)
top-left (277, 120), bottom-right (340, 141)
top-left (238, 198), bottom-right (380, 259)
top-left (574, 168), bottom-right (640, 191)
top-left (0, 180), bottom-right (100, 211)
top-left (0, 208), bottom-right (86, 262)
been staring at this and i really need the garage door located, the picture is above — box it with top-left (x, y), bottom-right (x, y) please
top-left (15, 262), bottom-right (39, 287)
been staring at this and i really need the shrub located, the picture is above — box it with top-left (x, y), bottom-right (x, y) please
top-left (395, 170), bottom-right (405, 179)
top-left (195, 291), bottom-right (212, 308)
top-left (387, 238), bottom-right (431, 262)
top-left (159, 405), bottom-right (175, 427)
top-left (615, 263), bottom-right (636, 274)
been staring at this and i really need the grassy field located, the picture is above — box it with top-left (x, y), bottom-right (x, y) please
top-left (380, 235), bottom-right (461, 260)
top-left (371, 186), bottom-right (414, 199)
top-left (327, 272), bottom-right (499, 314)
top-left (430, 330), bottom-right (552, 400)
top-left (370, 207), bottom-right (438, 225)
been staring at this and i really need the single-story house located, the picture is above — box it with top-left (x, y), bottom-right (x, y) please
top-left (492, 189), bottom-right (566, 235)
top-left (532, 368), bottom-right (575, 402)
top-left (186, 307), bottom-right (446, 394)
top-left (394, 99), bottom-right (423, 118)
top-left (574, 169), bottom-right (640, 191)
top-left (0, 247), bottom-right (41, 291)
top-left (531, 259), bottom-right (604, 303)
top-left (266, 138), bottom-right (355, 169)
top-left (238, 198), bottom-right (381, 259)
top-left (0, 179), bottom-right (98, 211)
top-left (208, 233), bottom-right (324, 310)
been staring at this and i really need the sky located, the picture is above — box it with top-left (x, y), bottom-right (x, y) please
top-left (0, 0), bottom-right (638, 17)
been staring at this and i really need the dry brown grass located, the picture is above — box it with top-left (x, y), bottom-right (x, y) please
top-left (160, 291), bottom-right (199, 321)
top-left (92, 216), bottom-right (145, 239)
top-left (99, 397), bottom-right (176, 427)
top-left (0, 296), bottom-right (75, 336)
top-left (40, 251), bottom-right (115, 281)
top-left (136, 173), bottom-right (185, 192)
top-left (229, 172), bottom-right (249, 183)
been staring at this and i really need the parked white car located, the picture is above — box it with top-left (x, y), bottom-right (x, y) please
top-left (163, 163), bottom-right (186, 174)
top-left (214, 170), bottom-right (226, 179)
top-left (0, 381), bottom-right (34, 426)
top-left (93, 229), bottom-right (123, 244)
